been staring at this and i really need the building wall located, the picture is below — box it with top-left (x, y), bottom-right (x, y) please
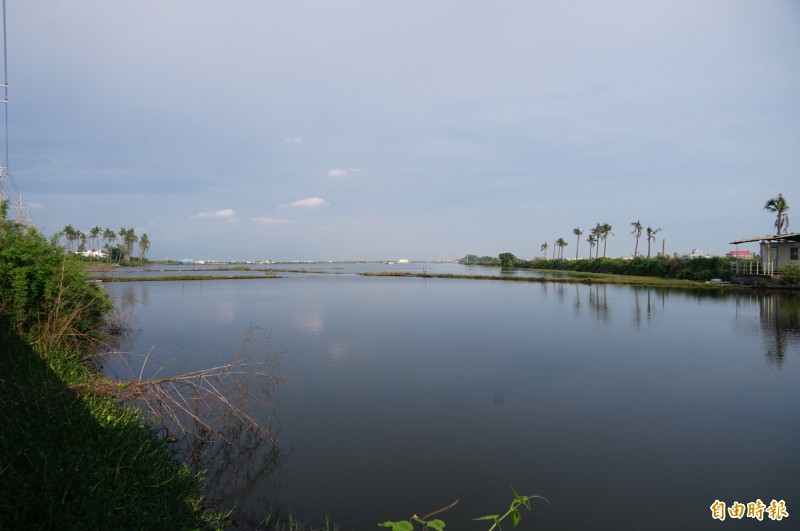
top-left (760, 241), bottom-right (800, 270)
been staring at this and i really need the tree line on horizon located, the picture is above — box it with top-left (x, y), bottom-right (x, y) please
top-left (539, 221), bottom-right (662, 262)
top-left (60, 225), bottom-right (150, 263)
top-left (535, 193), bottom-right (789, 263)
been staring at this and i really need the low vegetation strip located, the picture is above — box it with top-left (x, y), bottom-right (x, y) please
top-left (462, 254), bottom-right (737, 282)
top-left (361, 270), bottom-right (737, 289)
top-left (101, 274), bottom-right (284, 282)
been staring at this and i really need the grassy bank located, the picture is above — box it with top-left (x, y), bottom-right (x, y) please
top-left (361, 270), bottom-right (739, 289)
top-left (102, 274), bottom-right (282, 282)
top-left (462, 254), bottom-right (737, 282)
top-left (0, 202), bottom-right (227, 529)
top-left (0, 318), bottom-right (224, 529)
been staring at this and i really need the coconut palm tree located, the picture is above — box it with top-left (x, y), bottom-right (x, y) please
top-left (600, 223), bottom-right (613, 257)
top-left (540, 242), bottom-right (549, 259)
top-left (138, 233), bottom-right (150, 263)
top-left (102, 228), bottom-right (114, 249)
top-left (103, 228), bottom-right (117, 261)
top-left (77, 231), bottom-right (87, 253)
top-left (764, 193), bottom-right (790, 235)
top-left (119, 227), bottom-right (138, 262)
top-left (587, 234), bottom-right (597, 258)
top-left (63, 224), bottom-right (77, 251)
top-left (89, 226), bottom-right (101, 252)
top-left (555, 238), bottom-right (568, 259)
top-left (591, 224), bottom-right (602, 258)
top-left (573, 227), bottom-right (583, 259)
top-left (646, 227), bottom-right (661, 258)
top-left (630, 220), bottom-right (643, 257)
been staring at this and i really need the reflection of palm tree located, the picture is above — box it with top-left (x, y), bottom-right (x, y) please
top-left (573, 227), bottom-right (583, 259)
top-left (630, 220), bottom-right (643, 257)
top-left (540, 242), bottom-right (549, 259)
top-left (646, 227), bottom-right (661, 258)
top-left (764, 193), bottom-right (789, 235)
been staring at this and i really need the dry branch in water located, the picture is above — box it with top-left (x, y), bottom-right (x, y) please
top-left (101, 326), bottom-right (284, 456)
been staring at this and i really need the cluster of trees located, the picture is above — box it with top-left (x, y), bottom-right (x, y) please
top-left (536, 194), bottom-right (789, 264)
top-left (541, 222), bottom-right (618, 261)
top-left (61, 225), bottom-right (150, 263)
top-left (480, 194), bottom-right (793, 282)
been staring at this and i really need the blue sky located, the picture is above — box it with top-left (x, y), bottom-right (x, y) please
top-left (3, 0), bottom-right (799, 260)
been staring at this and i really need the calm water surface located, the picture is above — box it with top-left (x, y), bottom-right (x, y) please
top-left (103, 267), bottom-right (800, 530)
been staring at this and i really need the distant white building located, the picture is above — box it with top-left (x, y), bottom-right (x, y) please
top-left (688, 249), bottom-right (707, 259)
top-left (76, 249), bottom-right (107, 259)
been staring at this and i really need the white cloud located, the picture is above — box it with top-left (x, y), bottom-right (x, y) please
top-left (251, 216), bottom-right (295, 225)
top-left (284, 136), bottom-right (304, 144)
top-left (327, 168), bottom-right (347, 177)
top-left (287, 197), bottom-right (329, 208)
top-left (195, 208), bottom-right (236, 219)
top-left (27, 202), bottom-right (44, 209)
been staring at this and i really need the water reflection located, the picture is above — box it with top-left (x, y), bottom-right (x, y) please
top-left (102, 278), bottom-right (800, 530)
top-left (758, 292), bottom-right (800, 367)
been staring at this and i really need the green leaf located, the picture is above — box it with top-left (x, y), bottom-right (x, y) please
top-left (511, 508), bottom-right (521, 527)
top-left (424, 519), bottom-right (446, 531)
top-left (378, 521), bottom-right (414, 531)
top-left (474, 514), bottom-right (500, 521)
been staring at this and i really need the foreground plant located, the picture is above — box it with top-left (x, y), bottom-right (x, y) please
top-left (474, 488), bottom-right (550, 530)
top-left (379, 489), bottom-right (548, 530)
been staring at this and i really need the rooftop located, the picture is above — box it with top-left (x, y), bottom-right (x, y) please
top-left (729, 232), bottom-right (800, 245)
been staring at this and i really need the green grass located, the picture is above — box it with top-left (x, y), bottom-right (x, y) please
top-left (361, 270), bottom-right (739, 289)
top-left (102, 274), bottom-right (282, 282)
top-left (0, 317), bottom-right (226, 529)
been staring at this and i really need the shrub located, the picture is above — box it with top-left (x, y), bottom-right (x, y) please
top-left (779, 264), bottom-right (800, 285)
top-left (0, 202), bottom-right (112, 352)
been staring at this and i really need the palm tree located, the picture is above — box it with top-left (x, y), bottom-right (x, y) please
top-left (555, 238), bottom-right (568, 259)
top-left (591, 224), bottom-right (602, 258)
top-left (89, 226), bottom-right (102, 252)
top-left (77, 231), bottom-right (87, 253)
top-left (600, 223), bottom-right (613, 257)
top-left (540, 242), bottom-right (549, 259)
top-left (646, 227), bottom-right (662, 258)
top-left (103, 228), bottom-right (117, 261)
top-left (630, 220), bottom-right (643, 257)
top-left (119, 227), bottom-right (138, 262)
top-left (553, 241), bottom-right (557, 259)
top-left (764, 193), bottom-right (790, 235)
top-left (138, 233), bottom-right (150, 263)
top-left (587, 234), bottom-right (597, 258)
top-left (63, 225), bottom-right (77, 251)
top-left (573, 227), bottom-right (583, 259)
